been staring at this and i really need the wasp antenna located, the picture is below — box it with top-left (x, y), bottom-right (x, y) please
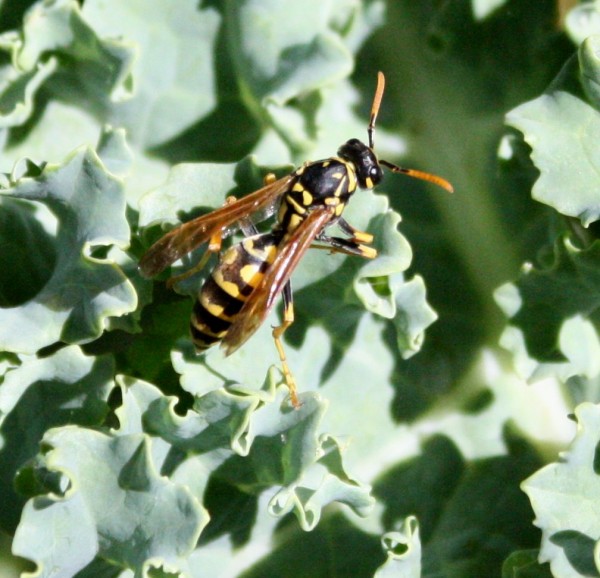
top-left (368, 71), bottom-right (386, 149)
top-left (380, 159), bottom-right (454, 193)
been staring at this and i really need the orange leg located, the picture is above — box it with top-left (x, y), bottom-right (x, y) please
top-left (273, 282), bottom-right (300, 408)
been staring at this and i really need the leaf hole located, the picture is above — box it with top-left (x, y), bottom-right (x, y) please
top-left (366, 275), bottom-right (391, 298)
top-left (382, 535), bottom-right (409, 556)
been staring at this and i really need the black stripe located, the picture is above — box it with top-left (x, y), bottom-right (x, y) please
top-left (190, 321), bottom-right (221, 349)
top-left (192, 299), bottom-right (232, 335)
top-left (201, 277), bottom-right (245, 317)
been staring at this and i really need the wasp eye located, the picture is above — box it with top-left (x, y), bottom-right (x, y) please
top-left (368, 164), bottom-right (383, 186)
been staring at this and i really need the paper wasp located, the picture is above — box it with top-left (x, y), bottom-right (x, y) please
top-left (139, 72), bottom-right (453, 408)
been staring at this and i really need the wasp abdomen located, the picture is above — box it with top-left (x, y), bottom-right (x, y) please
top-left (190, 232), bottom-right (281, 350)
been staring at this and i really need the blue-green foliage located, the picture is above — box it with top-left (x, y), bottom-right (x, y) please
top-left (1, 0), bottom-right (599, 577)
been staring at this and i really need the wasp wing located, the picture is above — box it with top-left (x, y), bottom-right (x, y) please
top-left (139, 174), bottom-right (294, 278)
top-left (222, 207), bottom-right (335, 355)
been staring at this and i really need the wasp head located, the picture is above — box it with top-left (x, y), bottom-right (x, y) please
top-left (337, 138), bottom-right (383, 190)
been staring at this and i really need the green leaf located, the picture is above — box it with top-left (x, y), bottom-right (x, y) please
top-left (11, 0), bottom-right (135, 100)
top-left (565, 2), bottom-right (600, 46)
top-left (521, 402), bottom-right (600, 578)
top-left (2, 0), bottom-right (219, 152)
top-left (0, 0), bottom-right (213, 206)
top-left (0, 146), bottom-right (136, 352)
top-left (139, 372), bottom-right (374, 531)
top-left (12, 426), bottom-right (208, 577)
top-left (580, 35), bottom-right (600, 108)
top-left (1, 0), bottom-right (587, 576)
top-left (495, 237), bottom-right (600, 364)
top-left (0, 345), bottom-right (114, 532)
top-left (0, 56), bottom-right (56, 127)
top-left (81, 0), bottom-right (220, 147)
top-left (502, 550), bottom-right (553, 578)
top-left (373, 517), bottom-right (421, 578)
top-left (138, 162), bottom-right (240, 230)
top-left (265, 432), bottom-right (374, 530)
top-left (96, 126), bottom-right (134, 178)
top-left (389, 275), bottom-right (437, 359)
top-left (236, 512), bottom-right (384, 578)
top-left (374, 433), bottom-right (543, 577)
top-left (498, 314), bottom-right (600, 386)
top-left (228, 0), bottom-right (354, 102)
top-left (505, 49), bottom-right (600, 226)
top-left (226, 0), bottom-right (383, 155)
top-left (112, 374), bottom-right (373, 534)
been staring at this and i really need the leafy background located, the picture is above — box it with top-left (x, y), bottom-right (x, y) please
top-left (1, 0), bottom-right (599, 576)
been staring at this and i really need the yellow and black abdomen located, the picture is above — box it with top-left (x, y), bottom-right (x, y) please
top-left (190, 232), bottom-right (281, 350)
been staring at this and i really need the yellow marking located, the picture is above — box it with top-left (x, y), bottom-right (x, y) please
top-left (200, 292), bottom-right (235, 322)
top-left (302, 190), bottom-right (313, 206)
top-left (197, 326), bottom-right (228, 339)
top-left (264, 172), bottom-right (276, 185)
top-left (212, 269), bottom-right (243, 299)
top-left (353, 230), bottom-right (374, 244)
top-left (240, 263), bottom-right (262, 286)
top-left (325, 197), bottom-right (340, 206)
top-left (190, 316), bottom-right (228, 338)
top-left (292, 182), bottom-right (304, 192)
top-left (332, 172), bottom-right (343, 180)
top-left (335, 203), bottom-right (345, 216)
top-left (288, 213), bottom-right (303, 232)
top-left (285, 194), bottom-right (307, 215)
top-left (278, 203), bottom-right (287, 222)
top-left (333, 175), bottom-right (347, 197)
top-left (358, 244), bottom-right (377, 259)
top-left (347, 166), bottom-right (357, 192)
top-left (335, 157), bottom-right (354, 170)
top-left (365, 177), bottom-right (374, 189)
top-left (243, 239), bottom-right (277, 264)
top-left (221, 247), bottom-right (238, 266)
top-left (265, 244), bottom-right (277, 262)
top-left (205, 301), bottom-right (225, 318)
top-left (243, 238), bottom-right (268, 260)
top-left (322, 161), bottom-right (330, 167)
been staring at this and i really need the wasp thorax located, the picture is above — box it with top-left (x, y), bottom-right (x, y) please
top-left (337, 138), bottom-right (383, 189)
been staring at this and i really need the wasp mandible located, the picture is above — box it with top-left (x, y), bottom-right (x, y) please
top-left (140, 72), bottom-right (453, 408)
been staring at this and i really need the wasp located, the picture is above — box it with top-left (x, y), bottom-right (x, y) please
top-left (139, 72), bottom-right (453, 408)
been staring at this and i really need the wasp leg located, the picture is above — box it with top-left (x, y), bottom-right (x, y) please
top-left (167, 196), bottom-right (238, 289)
top-left (313, 234), bottom-right (378, 259)
top-left (272, 281), bottom-right (300, 408)
top-left (337, 217), bottom-right (374, 245)
top-left (233, 176), bottom-right (275, 237)
top-left (166, 236), bottom-right (221, 288)
top-left (263, 172), bottom-right (277, 185)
